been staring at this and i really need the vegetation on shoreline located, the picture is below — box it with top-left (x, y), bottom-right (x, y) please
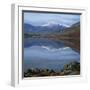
top-left (24, 61), bottom-right (80, 77)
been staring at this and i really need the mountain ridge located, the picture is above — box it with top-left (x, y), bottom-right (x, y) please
top-left (24, 22), bottom-right (67, 33)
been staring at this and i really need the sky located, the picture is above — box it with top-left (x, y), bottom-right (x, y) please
top-left (24, 11), bottom-right (80, 27)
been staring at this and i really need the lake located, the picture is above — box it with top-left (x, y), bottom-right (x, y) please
top-left (24, 38), bottom-right (80, 72)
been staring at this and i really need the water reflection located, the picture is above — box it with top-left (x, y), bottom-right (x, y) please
top-left (24, 38), bottom-right (80, 71)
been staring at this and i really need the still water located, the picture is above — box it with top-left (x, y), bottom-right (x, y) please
top-left (24, 38), bottom-right (80, 71)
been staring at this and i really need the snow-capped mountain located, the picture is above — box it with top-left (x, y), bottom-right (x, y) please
top-left (24, 22), bottom-right (67, 33)
top-left (41, 21), bottom-right (60, 27)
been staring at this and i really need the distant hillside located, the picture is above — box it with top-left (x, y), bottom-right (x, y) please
top-left (24, 23), bottom-right (66, 33)
top-left (60, 21), bottom-right (80, 36)
top-left (58, 22), bottom-right (80, 52)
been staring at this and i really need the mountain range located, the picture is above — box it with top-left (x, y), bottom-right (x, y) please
top-left (24, 22), bottom-right (67, 33)
top-left (24, 21), bottom-right (80, 34)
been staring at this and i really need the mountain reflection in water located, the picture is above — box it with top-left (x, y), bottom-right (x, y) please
top-left (24, 38), bottom-right (80, 71)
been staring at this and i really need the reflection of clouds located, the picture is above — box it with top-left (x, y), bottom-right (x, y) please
top-left (24, 45), bottom-right (80, 61)
top-left (25, 45), bottom-right (70, 52)
top-left (24, 45), bottom-right (80, 71)
top-left (41, 46), bottom-right (70, 52)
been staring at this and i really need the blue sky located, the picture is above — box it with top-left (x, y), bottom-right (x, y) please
top-left (24, 12), bottom-right (80, 27)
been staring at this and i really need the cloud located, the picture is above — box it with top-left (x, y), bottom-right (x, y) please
top-left (24, 12), bottom-right (80, 26)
